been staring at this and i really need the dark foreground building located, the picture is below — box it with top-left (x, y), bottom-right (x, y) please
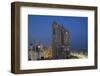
top-left (52, 22), bottom-right (70, 59)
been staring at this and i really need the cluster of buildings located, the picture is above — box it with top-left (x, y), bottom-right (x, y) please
top-left (28, 21), bottom-right (71, 60)
top-left (28, 41), bottom-right (52, 60)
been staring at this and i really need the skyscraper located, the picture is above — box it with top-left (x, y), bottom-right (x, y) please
top-left (52, 21), bottom-right (70, 59)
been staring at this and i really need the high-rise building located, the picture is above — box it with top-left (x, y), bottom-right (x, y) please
top-left (52, 21), bottom-right (70, 59)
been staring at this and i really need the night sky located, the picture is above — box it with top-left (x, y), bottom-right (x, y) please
top-left (28, 15), bottom-right (88, 51)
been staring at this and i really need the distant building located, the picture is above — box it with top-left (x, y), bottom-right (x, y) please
top-left (35, 41), bottom-right (44, 60)
top-left (52, 21), bottom-right (70, 59)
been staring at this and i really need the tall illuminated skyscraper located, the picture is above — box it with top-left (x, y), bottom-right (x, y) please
top-left (52, 21), bottom-right (70, 59)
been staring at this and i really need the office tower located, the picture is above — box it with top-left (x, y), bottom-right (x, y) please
top-left (52, 21), bottom-right (70, 59)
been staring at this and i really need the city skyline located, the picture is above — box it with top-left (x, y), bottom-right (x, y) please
top-left (28, 15), bottom-right (88, 51)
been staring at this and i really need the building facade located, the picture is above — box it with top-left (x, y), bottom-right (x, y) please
top-left (52, 22), bottom-right (70, 59)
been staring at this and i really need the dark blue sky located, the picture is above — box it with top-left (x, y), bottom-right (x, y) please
top-left (28, 15), bottom-right (88, 50)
